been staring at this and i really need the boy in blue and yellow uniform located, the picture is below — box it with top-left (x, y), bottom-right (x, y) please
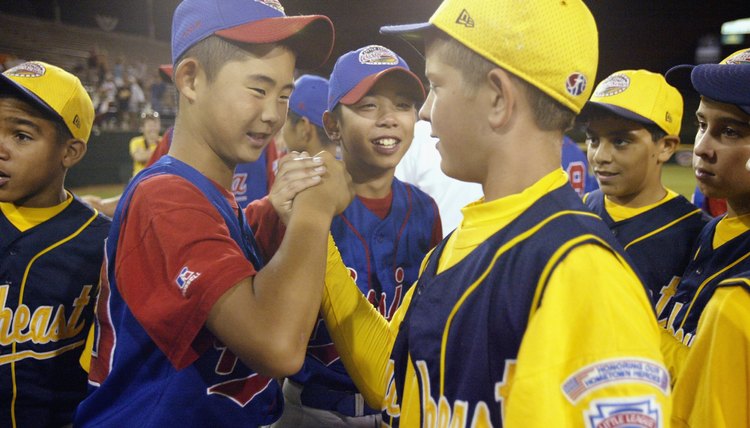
top-left (276, 0), bottom-right (672, 426)
top-left (657, 48), bottom-right (750, 427)
top-left (0, 61), bottom-right (110, 427)
top-left (249, 45), bottom-right (441, 427)
top-left (581, 69), bottom-right (708, 306)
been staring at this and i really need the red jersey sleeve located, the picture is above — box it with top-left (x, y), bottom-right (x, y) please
top-left (264, 139), bottom-right (278, 191)
top-left (244, 196), bottom-right (286, 263)
top-left (115, 174), bottom-right (257, 369)
top-left (145, 127), bottom-right (172, 167)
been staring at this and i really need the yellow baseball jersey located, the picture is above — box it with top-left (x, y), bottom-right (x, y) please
top-left (129, 135), bottom-right (159, 176)
top-left (658, 214), bottom-right (750, 386)
top-left (672, 283), bottom-right (750, 427)
top-left (322, 170), bottom-right (671, 427)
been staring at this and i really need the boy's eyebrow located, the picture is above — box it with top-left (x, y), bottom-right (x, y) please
top-left (696, 111), bottom-right (750, 128)
top-left (247, 74), bottom-right (295, 91)
top-left (3, 116), bottom-right (43, 133)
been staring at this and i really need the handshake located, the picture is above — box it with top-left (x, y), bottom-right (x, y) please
top-left (269, 151), bottom-right (354, 224)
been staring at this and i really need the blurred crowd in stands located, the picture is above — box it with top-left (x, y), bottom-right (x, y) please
top-left (0, 48), bottom-right (176, 133)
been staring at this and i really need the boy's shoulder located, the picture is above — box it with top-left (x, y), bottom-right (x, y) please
top-left (393, 177), bottom-right (438, 206)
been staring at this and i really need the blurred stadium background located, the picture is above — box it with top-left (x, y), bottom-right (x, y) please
top-left (0, 0), bottom-right (747, 197)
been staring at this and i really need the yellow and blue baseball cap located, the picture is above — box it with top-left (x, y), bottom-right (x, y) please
top-left (327, 45), bottom-right (425, 112)
top-left (584, 70), bottom-right (683, 136)
top-left (666, 48), bottom-right (750, 115)
top-left (379, 0), bottom-right (598, 114)
top-left (171, 0), bottom-right (334, 70)
top-left (0, 61), bottom-right (95, 142)
top-left (289, 74), bottom-right (328, 128)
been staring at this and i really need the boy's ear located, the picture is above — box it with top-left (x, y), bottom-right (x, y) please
top-left (657, 136), bottom-right (679, 163)
top-left (174, 58), bottom-right (200, 102)
top-left (61, 138), bottom-right (87, 169)
top-left (486, 68), bottom-right (517, 129)
top-left (323, 111), bottom-right (341, 141)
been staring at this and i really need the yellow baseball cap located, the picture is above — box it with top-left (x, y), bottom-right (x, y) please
top-left (380, 0), bottom-right (599, 114)
top-left (0, 61), bottom-right (94, 142)
top-left (586, 70), bottom-right (683, 136)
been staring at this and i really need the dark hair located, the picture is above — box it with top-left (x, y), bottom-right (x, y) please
top-left (429, 32), bottom-right (576, 132)
top-left (175, 35), bottom-right (292, 83)
top-left (288, 110), bottom-right (332, 144)
top-left (0, 93), bottom-right (73, 144)
top-left (582, 107), bottom-right (668, 143)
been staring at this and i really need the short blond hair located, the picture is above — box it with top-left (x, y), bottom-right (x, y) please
top-left (429, 31), bottom-right (576, 132)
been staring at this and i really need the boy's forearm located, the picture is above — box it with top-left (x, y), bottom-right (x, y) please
top-left (251, 208), bottom-right (333, 366)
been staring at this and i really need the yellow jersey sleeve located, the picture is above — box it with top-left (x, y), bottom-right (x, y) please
top-left (672, 286), bottom-right (750, 428)
top-left (505, 244), bottom-right (671, 427)
top-left (320, 235), bottom-right (415, 409)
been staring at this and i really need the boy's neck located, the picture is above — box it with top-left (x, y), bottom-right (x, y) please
top-left (169, 122), bottom-right (236, 190)
top-left (482, 129), bottom-right (564, 201)
top-left (727, 199), bottom-right (750, 218)
top-left (605, 184), bottom-right (668, 208)
top-left (349, 168), bottom-right (395, 199)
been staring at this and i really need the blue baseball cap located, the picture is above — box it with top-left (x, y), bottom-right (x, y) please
top-left (665, 48), bottom-right (750, 115)
top-left (327, 45), bottom-right (425, 112)
top-left (171, 0), bottom-right (334, 70)
top-left (289, 74), bottom-right (328, 128)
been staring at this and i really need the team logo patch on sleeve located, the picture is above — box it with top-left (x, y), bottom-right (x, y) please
top-left (176, 266), bottom-right (201, 295)
top-left (585, 397), bottom-right (661, 428)
top-left (562, 358), bottom-right (669, 403)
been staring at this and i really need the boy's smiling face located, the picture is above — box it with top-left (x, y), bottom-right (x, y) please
top-left (196, 44), bottom-right (295, 165)
top-left (586, 115), bottom-right (672, 206)
top-left (0, 97), bottom-right (69, 207)
top-left (333, 73), bottom-right (417, 178)
top-left (693, 97), bottom-right (750, 213)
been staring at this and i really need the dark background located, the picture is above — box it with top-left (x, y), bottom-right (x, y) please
top-left (2, 0), bottom-right (749, 79)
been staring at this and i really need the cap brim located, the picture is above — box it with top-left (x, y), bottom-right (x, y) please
top-left (380, 22), bottom-right (433, 38)
top-left (580, 102), bottom-right (660, 129)
top-left (339, 67), bottom-right (426, 106)
top-left (665, 64), bottom-right (696, 92)
top-left (158, 64), bottom-right (173, 82)
top-left (0, 73), bottom-right (67, 128)
top-left (216, 15), bottom-right (334, 70)
top-left (691, 63), bottom-right (750, 114)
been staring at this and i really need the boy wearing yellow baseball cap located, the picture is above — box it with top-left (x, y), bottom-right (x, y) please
top-left (0, 61), bottom-right (110, 427)
top-left (580, 69), bottom-right (708, 307)
top-left (303, 0), bottom-right (672, 426)
top-left (657, 47), bottom-right (750, 427)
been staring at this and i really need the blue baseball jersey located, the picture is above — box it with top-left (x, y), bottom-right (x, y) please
top-left (0, 197), bottom-right (110, 427)
top-left (584, 190), bottom-right (708, 304)
top-left (75, 156), bottom-right (280, 427)
top-left (561, 137), bottom-right (598, 197)
top-left (658, 216), bottom-right (750, 346)
top-left (386, 184), bottom-right (630, 427)
top-left (291, 179), bottom-right (440, 416)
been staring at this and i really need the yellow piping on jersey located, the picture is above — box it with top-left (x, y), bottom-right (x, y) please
top-left (439, 210), bottom-right (600, 396)
top-left (678, 250), bottom-right (750, 331)
top-left (623, 208), bottom-right (702, 250)
top-left (10, 210), bottom-right (99, 428)
top-left (0, 339), bottom-right (85, 365)
top-left (719, 277), bottom-right (750, 287)
top-left (530, 234), bottom-right (617, 319)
